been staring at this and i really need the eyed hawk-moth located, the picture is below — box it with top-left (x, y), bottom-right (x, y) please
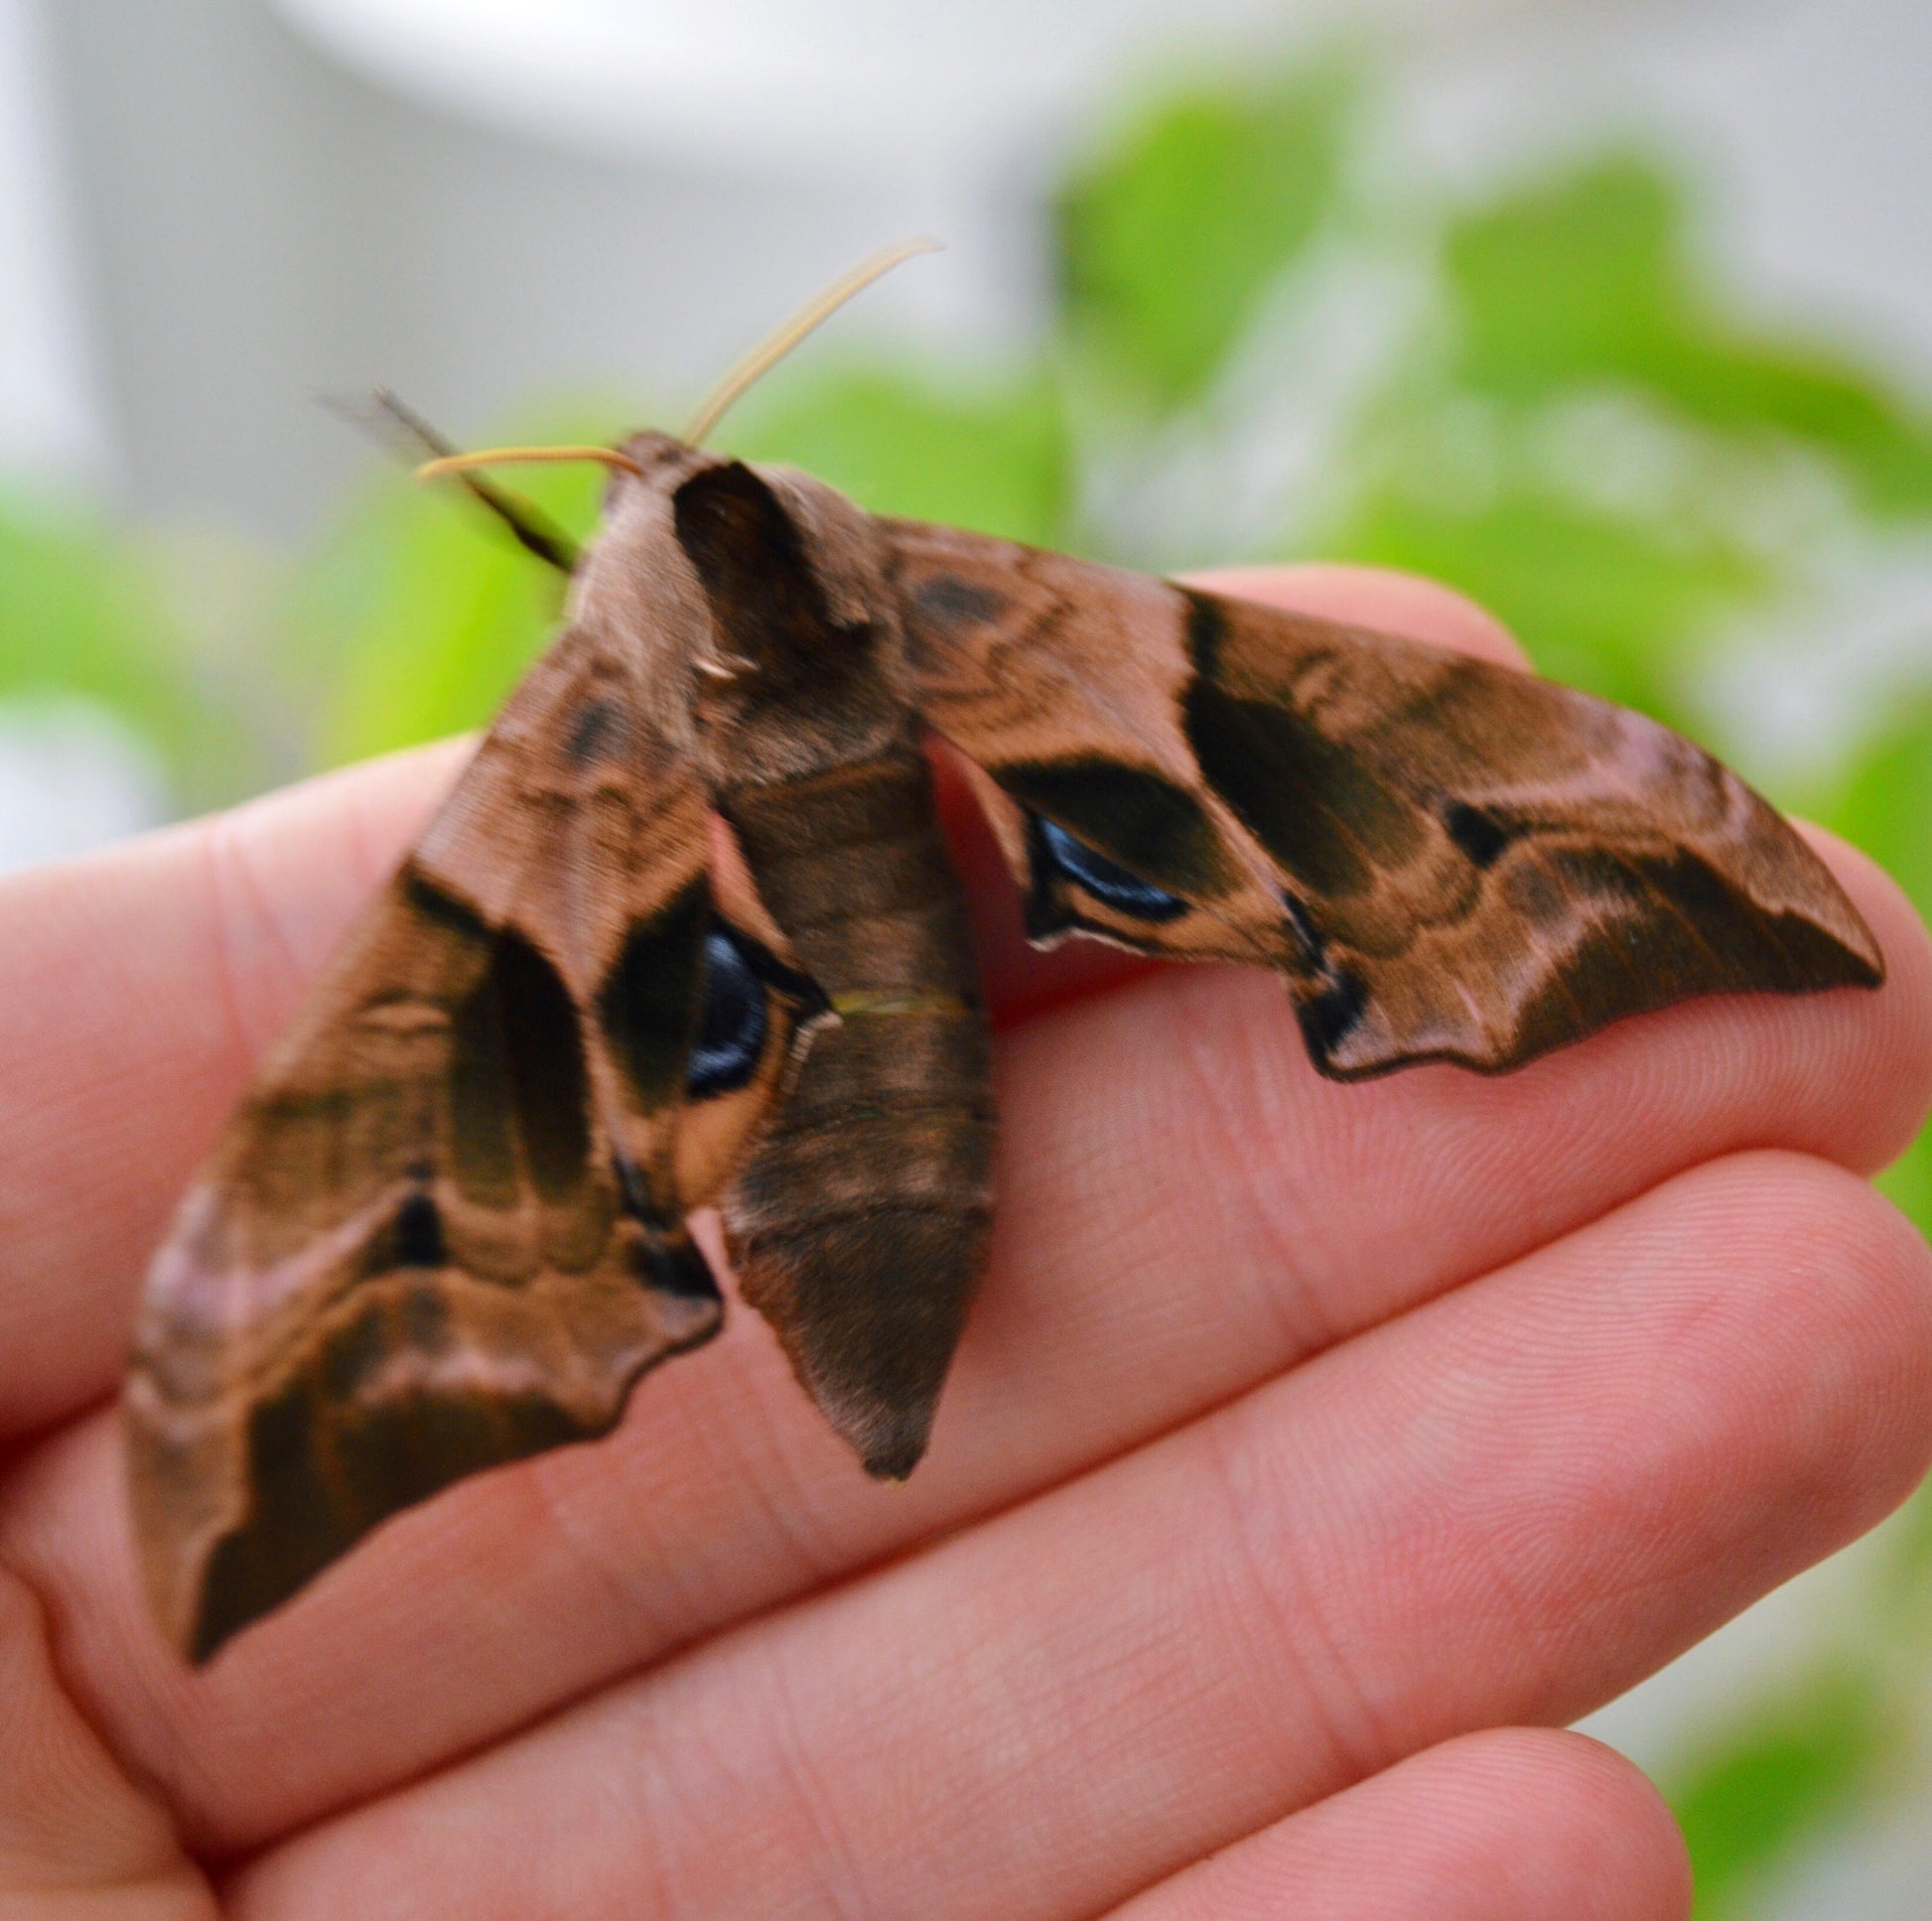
top-left (123, 425), bottom-right (1884, 1663)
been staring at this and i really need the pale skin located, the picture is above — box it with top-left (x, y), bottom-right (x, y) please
top-left (1, 565), bottom-right (1930, 1921)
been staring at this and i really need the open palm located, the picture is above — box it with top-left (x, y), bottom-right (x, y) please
top-left (2, 566), bottom-right (1929, 1921)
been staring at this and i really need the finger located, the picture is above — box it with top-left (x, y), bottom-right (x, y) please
top-left (5, 836), bottom-right (1926, 1852)
top-left (1102, 1730), bottom-right (1688, 1921)
top-left (0, 1567), bottom-right (213, 1918)
top-left (1187, 562), bottom-right (1534, 666)
top-left (222, 1152), bottom-right (1932, 1919)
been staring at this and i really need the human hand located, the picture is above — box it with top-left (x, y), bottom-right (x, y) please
top-left (2, 567), bottom-right (1929, 1921)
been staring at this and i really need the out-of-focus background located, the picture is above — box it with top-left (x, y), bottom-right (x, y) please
top-left (7, 0), bottom-right (1932, 1908)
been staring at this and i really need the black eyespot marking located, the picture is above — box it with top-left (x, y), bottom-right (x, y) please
top-left (686, 924), bottom-right (770, 1099)
top-left (391, 1190), bottom-right (447, 1270)
top-left (1444, 800), bottom-right (1512, 869)
top-left (602, 882), bottom-right (711, 1113)
top-left (999, 757), bottom-right (1233, 898)
top-left (1032, 814), bottom-right (1189, 922)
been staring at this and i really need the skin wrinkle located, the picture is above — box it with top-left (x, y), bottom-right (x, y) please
top-left (511, 1408), bottom-right (715, 1659)
top-left (520, 1292), bottom-right (857, 1684)
top-left (11, 1423), bottom-right (235, 1850)
top-left (743, 1632), bottom-right (875, 1921)
top-left (688, 1323), bottom-right (868, 1599)
top-left (1161, 970), bottom-right (1345, 1360)
top-left (1192, 1406), bottom-right (1384, 1792)
top-left (615, 1687), bottom-right (751, 1921)
top-left (0, 1567), bottom-right (210, 1916)
top-left (200, 811), bottom-right (315, 1066)
top-left (1226, 1342), bottom-right (1516, 1774)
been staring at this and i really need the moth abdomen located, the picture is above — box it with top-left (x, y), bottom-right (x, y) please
top-left (724, 1014), bottom-right (994, 1480)
top-left (715, 747), bottom-right (993, 1477)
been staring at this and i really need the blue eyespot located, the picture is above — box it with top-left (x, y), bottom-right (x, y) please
top-left (685, 926), bottom-right (769, 1099)
top-left (1035, 816), bottom-right (1189, 922)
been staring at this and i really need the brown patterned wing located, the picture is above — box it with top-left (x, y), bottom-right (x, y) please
top-left (884, 519), bottom-right (1883, 1077)
top-left (126, 617), bottom-right (823, 1662)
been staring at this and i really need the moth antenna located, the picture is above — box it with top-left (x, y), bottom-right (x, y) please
top-left (322, 388), bottom-right (582, 574)
top-left (416, 445), bottom-right (646, 480)
top-left (682, 236), bottom-right (943, 447)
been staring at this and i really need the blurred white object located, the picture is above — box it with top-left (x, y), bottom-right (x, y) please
top-left (0, 0), bottom-right (106, 477)
top-left (0, 697), bottom-right (165, 875)
top-left (268, 0), bottom-right (1546, 181)
top-left (271, 0), bottom-right (1269, 179)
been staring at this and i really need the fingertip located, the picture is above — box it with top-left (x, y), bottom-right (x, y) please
top-left (1182, 563), bottom-right (1531, 671)
top-left (1433, 1728), bottom-right (1694, 1921)
top-left (1108, 1726), bottom-right (1691, 1921)
top-left (1794, 821), bottom-right (1932, 1168)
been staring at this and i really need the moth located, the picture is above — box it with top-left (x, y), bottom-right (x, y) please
top-left (125, 258), bottom-right (1885, 1664)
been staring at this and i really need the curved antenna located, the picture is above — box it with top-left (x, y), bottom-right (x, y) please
top-left (683, 236), bottom-right (942, 447)
top-left (415, 445), bottom-right (645, 481)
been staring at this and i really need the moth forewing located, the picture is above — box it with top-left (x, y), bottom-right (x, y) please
top-left (126, 474), bottom-right (747, 1662)
top-left (887, 523), bottom-right (1881, 1076)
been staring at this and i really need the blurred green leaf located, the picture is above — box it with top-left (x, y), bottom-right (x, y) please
top-left (300, 409), bottom-right (619, 766)
top-left (1823, 692), bottom-right (1932, 1238)
top-left (1445, 154), bottom-right (1698, 400)
top-left (1317, 479), bottom-right (1762, 724)
top-left (0, 489), bottom-right (255, 808)
top-left (1667, 1668), bottom-right (1896, 1919)
top-left (1445, 155), bottom-right (1932, 516)
top-left (725, 363), bottom-right (1072, 547)
top-left (1829, 690), bottom-right (1932, 909)
top-left (1057, 58), bottom-right (1361, 410)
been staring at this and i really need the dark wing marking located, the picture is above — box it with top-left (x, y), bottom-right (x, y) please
top-left (883, 518), bottom-right (1882, 1077)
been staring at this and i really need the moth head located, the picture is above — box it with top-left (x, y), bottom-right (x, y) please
top-left (611, 429), bottom-right (704, 487)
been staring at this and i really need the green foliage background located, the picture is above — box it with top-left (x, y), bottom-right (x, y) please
top-left (6, 53), bottom-right (1932, 1917)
